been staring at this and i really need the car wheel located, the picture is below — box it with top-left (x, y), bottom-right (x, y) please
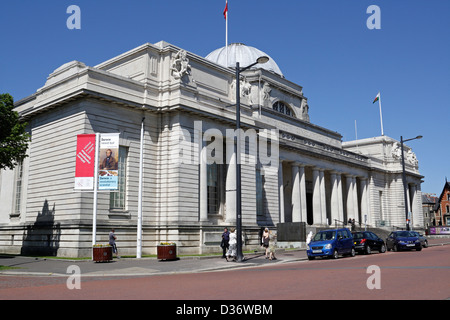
top-left (416, 245), bottom-right (422, 251)
top-left (379, 244), bottom-right (386, 253)
top-left (350, 248), bottom-right (356, 257)
top-left (423, 240), bottom-right (428, 248)
top-left (332, 249), bottom-right (339, 259)
top-left (393, 244), bottom-right (399, 252)
top-left (308, 255), bottom-right (315, 260)
top-left (365, 245), bottom-right (371, 255)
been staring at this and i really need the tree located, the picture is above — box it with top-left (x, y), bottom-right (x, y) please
top-left (0, 93), bottom-right (30, 170)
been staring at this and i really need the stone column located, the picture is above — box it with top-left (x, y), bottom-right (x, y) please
top-left (360, 178), bottom-right (370, 226)
top-left (410, 184), bottom-right (417, 227)
top-left (312, 167), bottom-right (322, 225)
top-left (352, 176), bottom-right (359, 221)
top-left (337, 173), bottom-right (344, 224)
top-left (199, 143), bottom-right (208, 222)
top-left (319, 169), bottom-right (327, 225)
top-left (278, 161), bottom-right (285, 223)
top-left (346, 175), bottom-right (355, 221)
top-left (406, 184), bottom-right (412, 221)
top-left (292, 164), bottom-right (301, 222)
top-left (225, 137), bottom-right (236, 224)
top-left (330, 172), bottom-right (339, 224)
top-left (299, 165), bottom-right (307, 223)
top-left (411, 184), bottom-right (423, 227)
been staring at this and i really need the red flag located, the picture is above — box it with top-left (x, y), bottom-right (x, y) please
top-left (223, 1), bottom-right (228, 19)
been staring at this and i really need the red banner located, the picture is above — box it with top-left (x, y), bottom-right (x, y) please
top-left (74, 134), bottom-right (96, 190)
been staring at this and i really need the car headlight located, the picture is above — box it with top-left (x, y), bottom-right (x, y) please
top-left (325, 244), bottom-right (332, 249)
top-left (306, 245), bottom-right (310, 250)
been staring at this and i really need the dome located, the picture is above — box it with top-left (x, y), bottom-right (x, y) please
top-left (205, 43), bottom-right (283, 77)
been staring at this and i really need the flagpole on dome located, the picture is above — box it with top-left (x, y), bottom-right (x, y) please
top-left (224, 0), bottom-right (229, 67)
top-left (373, 92), bottom-right (384, 136)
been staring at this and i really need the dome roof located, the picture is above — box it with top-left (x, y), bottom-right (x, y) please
top-left (205, 43), bottom-right (283, 77)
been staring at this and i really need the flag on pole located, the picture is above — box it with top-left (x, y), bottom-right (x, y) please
top-left (223, 0), bottom-right (228, 19)
top-left (372, 92), bottom-right (384, 136)
top-left (224, 0), bottom-right (228, 67)
top-left (373, 92), bottom-right (380, 104)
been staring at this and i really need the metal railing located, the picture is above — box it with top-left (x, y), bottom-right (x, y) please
top-left (333, 219), bottom-right (371, 231)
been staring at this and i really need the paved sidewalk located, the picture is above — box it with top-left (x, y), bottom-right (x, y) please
top-left (1, 238), bottom-right (449, 278)
top-left (0, 249), bottom-right (307, 277)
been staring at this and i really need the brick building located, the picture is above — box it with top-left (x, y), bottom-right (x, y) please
top-left (435, 180), bottom-right (450, 226)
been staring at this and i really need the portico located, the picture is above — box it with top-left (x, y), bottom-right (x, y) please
top-left (277, 161), bottom-right (370, 227)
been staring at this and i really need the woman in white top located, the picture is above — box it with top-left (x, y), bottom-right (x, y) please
top-left (226, 228), bottom-right (237, 261)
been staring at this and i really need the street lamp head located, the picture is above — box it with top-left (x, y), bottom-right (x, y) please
top-left (415, 135), bottom-right (423, 140)
top-left (256, 56), bottom-right (270, 64)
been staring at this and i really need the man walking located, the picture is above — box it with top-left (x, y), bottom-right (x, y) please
top-left (109, 229), bottom-right (120, 258)
top-left (221, 227), bottom-right (230, 258)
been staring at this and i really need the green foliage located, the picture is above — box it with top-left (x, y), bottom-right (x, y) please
top-left (0, 93), bottom-right (30, 170)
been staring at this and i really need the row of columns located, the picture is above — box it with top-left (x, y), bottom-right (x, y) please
top-left (198, 141), bottom-right (371, 227)
top-left (279, 161), bottom-right (370, 226)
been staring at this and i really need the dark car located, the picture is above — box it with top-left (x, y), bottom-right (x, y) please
top-left (386, 231), bottom-right (422, 252)
top-left (352, 231), bottom-right (386, 254)
top-left (410, 231), bottom-right (428, 248)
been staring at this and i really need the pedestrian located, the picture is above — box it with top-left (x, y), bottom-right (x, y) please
top-left (351, 219), bottom-right (356, 231)
top-left (221, 227), bottom-right (230, 258)
top-left (262, 227), bottom-right (270, 258)
top-left (226, 228), bottom-right (237, 261)
top-left (306, 231), bottom-right (313, 245)
top-left (268, 230), bottom-right (277, 261)
top-left (258, 227), bottom-right (264, 247)
top-left (109, 229), bottom-right (120, 258)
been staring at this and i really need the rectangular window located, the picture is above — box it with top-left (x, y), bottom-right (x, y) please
top-left (379, 191), bottom-right (384, 220)
top-left (13, 162), bottom-right (23, 214)
top-left (207, 163), bottom-right (219, 215)
top-left (110, 146), bottom-right (128, 210)
top-left (256, 167), bottom-right (264, 218)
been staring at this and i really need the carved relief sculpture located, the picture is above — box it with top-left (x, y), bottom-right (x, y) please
top-left (391, 142), bottom-right (402, 160)
top-left (171, 49), bottom-right (191, 80)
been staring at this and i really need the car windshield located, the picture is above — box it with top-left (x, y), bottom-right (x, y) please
top-left (397, 231), bottom-right (414, 237)
top-left (313, 231), bottom-right (336, 241)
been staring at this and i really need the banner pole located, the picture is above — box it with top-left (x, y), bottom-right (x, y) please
top-left (92, 133), bottom-right (99, 252)
top-left (137, 118), bottom-right (145, 258)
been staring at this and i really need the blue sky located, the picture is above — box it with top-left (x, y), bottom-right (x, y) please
top-left (1, 0), bottom-right (449, 195)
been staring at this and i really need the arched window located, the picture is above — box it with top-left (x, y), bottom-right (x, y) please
top-left (272, 101), bottom-right (293, 117)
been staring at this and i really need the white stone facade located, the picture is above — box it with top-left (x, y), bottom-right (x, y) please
top-left (0, 41), bottom-right (423, 257)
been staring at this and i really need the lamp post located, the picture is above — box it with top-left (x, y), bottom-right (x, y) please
top-left (235, 56), bottom-right (269, 262)
top-left (400, 135), bottom-right (422, 231)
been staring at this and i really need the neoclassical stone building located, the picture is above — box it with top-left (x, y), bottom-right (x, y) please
top-left (0, 41), bottom-right (424, 257)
